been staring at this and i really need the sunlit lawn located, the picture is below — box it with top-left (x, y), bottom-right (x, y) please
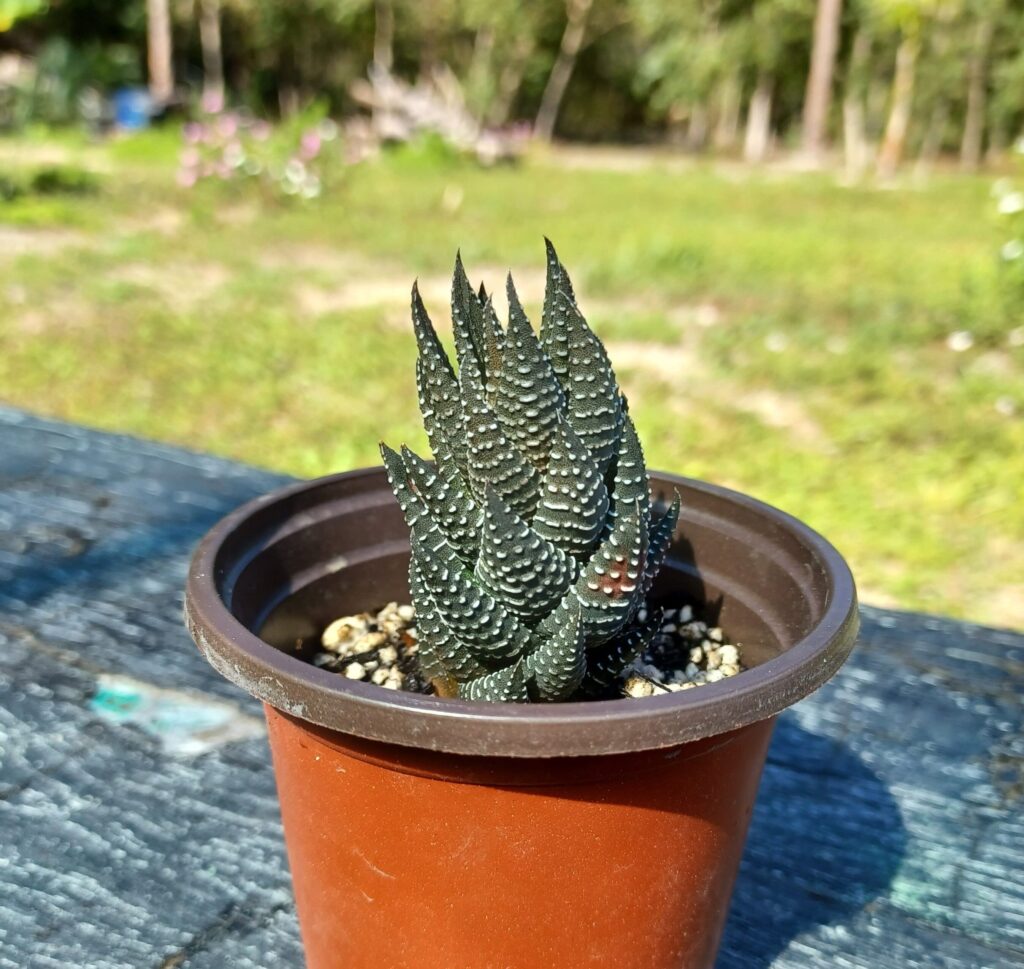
top-left (1, 129), bottom-right (1021, 627)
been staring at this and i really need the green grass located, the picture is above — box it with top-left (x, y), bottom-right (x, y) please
top-left (1, 130), bottom-right (1021, 627)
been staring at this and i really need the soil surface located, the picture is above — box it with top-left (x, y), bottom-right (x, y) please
top-left (308, 602), bottom-right (745, 700)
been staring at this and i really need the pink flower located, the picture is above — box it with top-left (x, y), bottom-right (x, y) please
top-left (176, 167), bottom-right (198, 188)
top-left (183, 122), bottom-right (204, 144)
top-left (180, 147), bottom-right (200, 168)
top-left (300, 130), bottom-right (322, 160)
top-left (217, 112), bottom-right (239, 139)
top-left (251, 120), bottom-right (272, 142)
top-left (201, 90), bottom-right (225, 115)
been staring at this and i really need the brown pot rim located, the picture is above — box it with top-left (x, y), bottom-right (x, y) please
top-left (185, 468), bottom-right (858, 758)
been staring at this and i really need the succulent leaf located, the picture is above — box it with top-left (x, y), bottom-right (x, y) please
top-left (459, 659), bottom-right (530, 703)
top-left (608, 409), bottom-right (650, 526)
top-left (571, 499), bottom-right (648, 644)
top-left (479, 287), bottom-right (506, 400)
top-left (413, 284), bottom-right (467, 474)
top-left (532, 415), bottom-right (609, 558)
top-left (579, 608), bottom-right (663, 697)
top-left (380, 442), bottom-right (428, 526)
top-left (411, 517), bottom-right (531, 662)
top-left (540, 238), bottom-right (575, 382)
top-left (461, 363), bottom-right (541, 519)
top-left (384, 245), bottom-right (678, 703)
top-left (474, 489), bottom-right (576, 623)
top-left (451, 253), bottom-right (488, 384)
top-left (400, 445), bottom-right (481, 561)
top-left (494, 276), bottom-right (567, 471)
top-left (640, 493), bottom-right (681, 599)
top-left (409, 556), bottom-right (490, 682)
top-left (561, 296), bottom-right (624, 474)
top-left (526, 598), bottom-right (586, 701)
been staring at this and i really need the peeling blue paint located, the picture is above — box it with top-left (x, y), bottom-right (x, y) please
top-left (90, 674), bottom-right (264, 757)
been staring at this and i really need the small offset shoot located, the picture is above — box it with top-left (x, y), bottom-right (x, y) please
top-left (380, 241), bottom-right (681, 703)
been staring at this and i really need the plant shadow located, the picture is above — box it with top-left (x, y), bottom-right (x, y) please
top-left (716, 716), bottom-right (906, 967)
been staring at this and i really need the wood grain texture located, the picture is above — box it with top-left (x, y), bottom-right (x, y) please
top-left (0, 406), bottom-right (1021, 969)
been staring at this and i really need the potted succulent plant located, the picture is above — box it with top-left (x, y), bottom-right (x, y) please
top-left (185, 241), bottom-right (858, 969)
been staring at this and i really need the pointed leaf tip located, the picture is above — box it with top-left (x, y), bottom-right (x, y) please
top-left (528, 596), bottom-right (586, 701)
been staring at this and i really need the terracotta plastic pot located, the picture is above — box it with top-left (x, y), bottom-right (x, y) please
top-left (185, 468), bottom-right (858, 969)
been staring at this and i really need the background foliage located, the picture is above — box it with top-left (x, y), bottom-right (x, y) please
top-left (2, 0), bottom-right (1023, 163)
top-left (1, 1), bottom-right (1022, 629)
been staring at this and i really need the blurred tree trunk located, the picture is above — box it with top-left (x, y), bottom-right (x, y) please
top-left (985, 124), bottom-right (1006, 164)
top-left (713, 74), bottom-right (741, 151)
top-left (420, 16), bottom-right (441, 73)
top-left (687, 102), bottom-right (709, 151)
top-left (466, 25), bottom-right (495, 122)
top-left (960, 13), bottom-right (994, 171)
top-left (535, 0), bottom-right (594, 142)
top-left (146, 0), bottom-right (174, 105)
top-left (842, 26), bottom-right (872, 178)
top-left (913, 8), bottom-right (954, 178)
top-left (198, 0), bottom-right (224, 105)
top-left (490, 37), bottom-right (533, 126)
top-left (801, 0), bottom-right (843, 161)
top-left (876, 30), bottom-right (920, 178)
top-left (374, 0), bottom-right (394, 73)
top-left (914, 100), bottom-right (948, 177)
top-left (743, 73), bottom-right (774, 163)
top-left (279, 86), bottom-right (300, 116)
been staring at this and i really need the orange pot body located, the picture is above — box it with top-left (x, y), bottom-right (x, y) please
top-left (265, 705), bottom-right (776, 969)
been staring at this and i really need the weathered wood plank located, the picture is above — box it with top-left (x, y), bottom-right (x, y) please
top-left (0, 407), bottom-right (1021, 968)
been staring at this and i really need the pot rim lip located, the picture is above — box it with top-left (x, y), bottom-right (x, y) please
top-left (185, 467), bottom-right (859, 758)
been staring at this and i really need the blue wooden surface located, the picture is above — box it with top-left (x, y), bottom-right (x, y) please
top-left (0, 405), bottom-right (1022, 969)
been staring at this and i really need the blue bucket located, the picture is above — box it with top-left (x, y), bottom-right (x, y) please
top-left (113, 87), bottom-right (152, 130)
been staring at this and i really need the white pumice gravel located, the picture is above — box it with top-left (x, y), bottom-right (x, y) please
top-left (314, 601), bottom-right (428, 693)
top-left (344, 662), bottom-right (367, 680)
top-left (315, 601), bottom-right (743, 698)
top-left (621, 612), bottom-right (744, 698)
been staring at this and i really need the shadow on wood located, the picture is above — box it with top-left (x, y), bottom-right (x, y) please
top-left (719, 716), bottom-right (906, 967)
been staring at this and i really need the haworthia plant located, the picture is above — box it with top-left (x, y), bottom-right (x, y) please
top-left (381, 241), bottom-right (680, 703)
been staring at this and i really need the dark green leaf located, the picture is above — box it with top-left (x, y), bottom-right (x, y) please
top-left (527, 597), bottom-right (586, 701)
top-left (494, 275), bottom-right (566, 471)
top-left (412, 283), bottom-right (467, 474)
top-left (411, 517), bottom-right (531, 662)
top-left (533, 414), bottom-right (608, 559)
top-left (475, 488), bottom-right (576, 623)
top-left (459, 660), bottom-right (530, 702)
top-left (461, 363), bottom-right (541, 520)
top-left (400, 445), bottom-right (481, 562)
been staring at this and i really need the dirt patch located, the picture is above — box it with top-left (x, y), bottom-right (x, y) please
top-left (546, 144), bottom-right (694, 175)
top-left (13, 294), bottom-right (91, 334)
top-left (732, 390), bottom-right (832, 450)
top-left (291, 258), bottom-right (545, 325)
top-left (257, 243), bottom-right (366, 275)
top-left (985, 585), bottom-right (1024, 630)
top-left (214, 203), bottom-right (259, 227)
top-left (0, 227), bottom-right (87, 260)
top-left (605, 340), bottom-right (702, 384)
top-left (589, 296), bottom-right (723, 330)
top-left (855, 586), bottom-right (904, 610)
top-left (117, 207), bottom-right (184, 238)
top-left (295, 274), bottom-right (450, 319)
top-left (605, 340), bottom-right (832, 452)
top-left (109, 261), bottom-right (233, 310)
